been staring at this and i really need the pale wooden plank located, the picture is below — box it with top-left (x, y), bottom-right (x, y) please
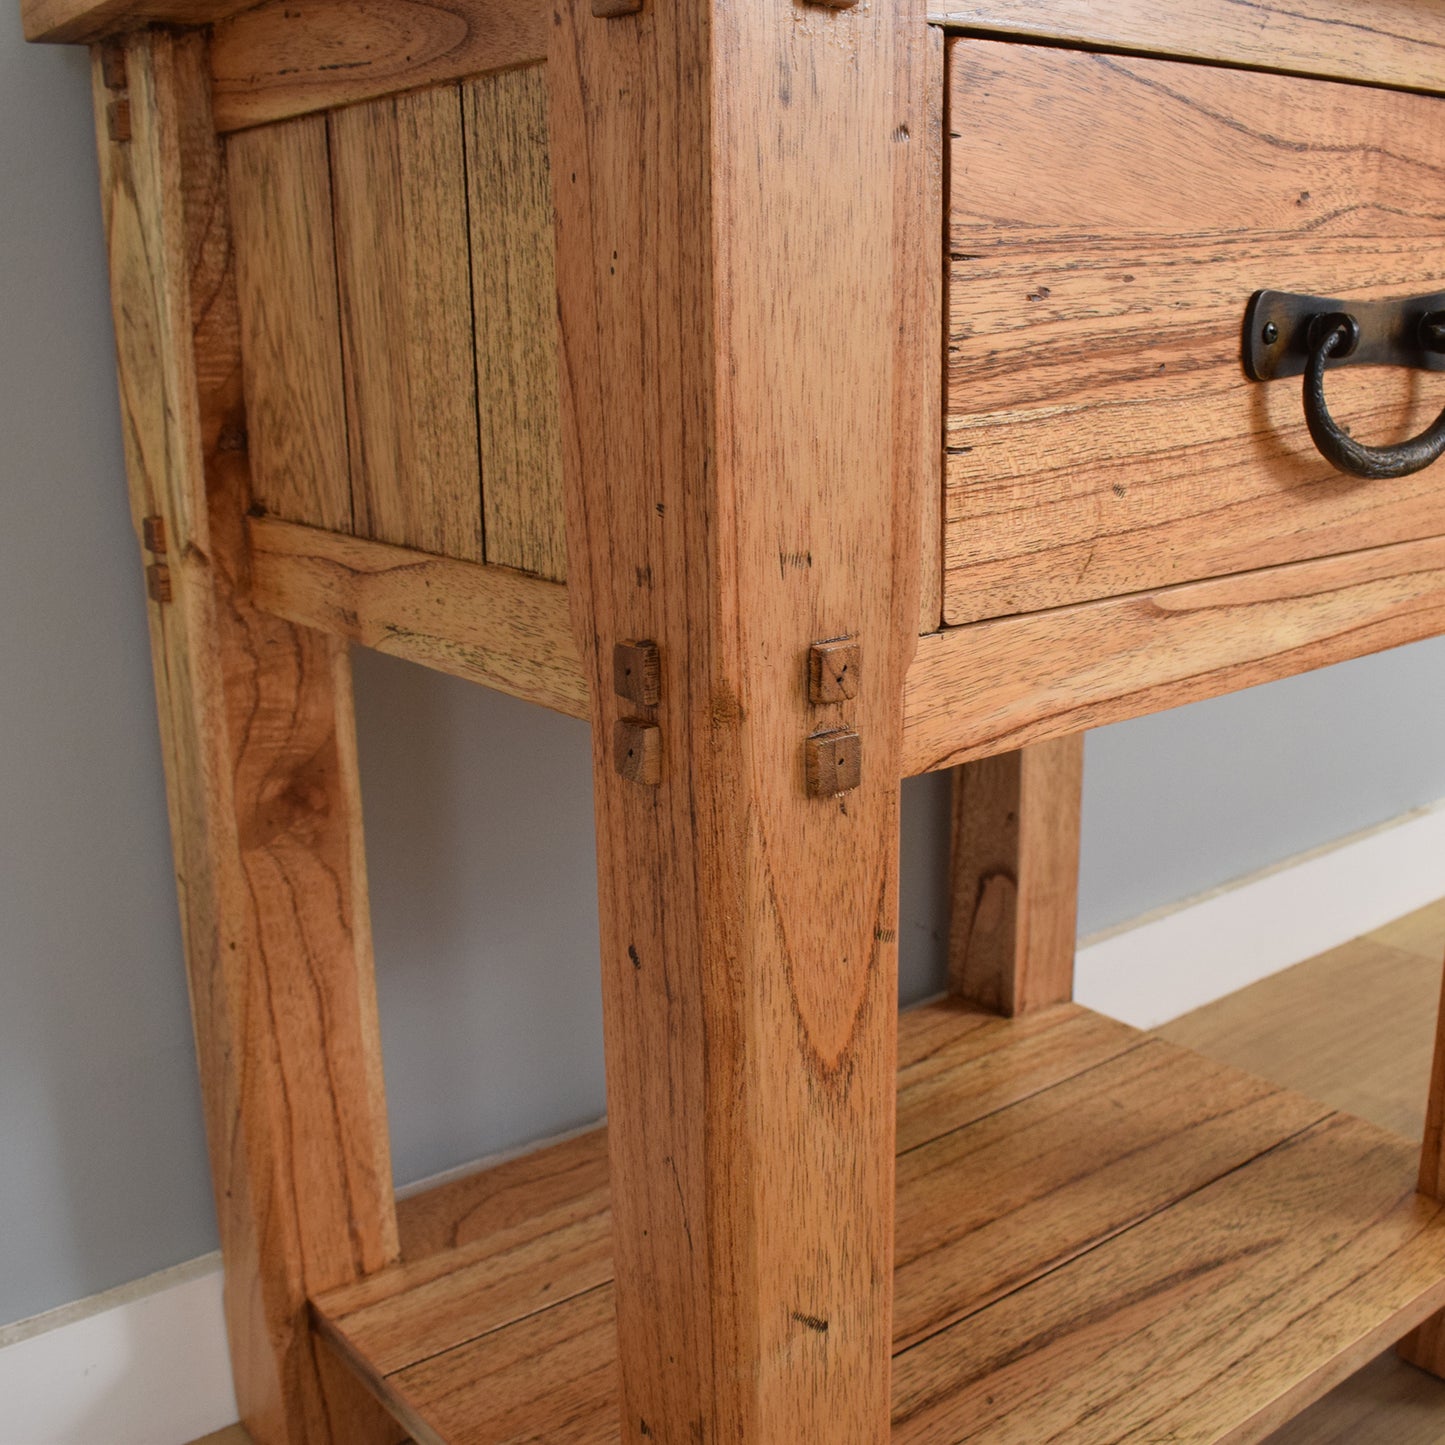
top-left (548, 0), bottom-right (936, 1437)
top-left (948, 736), bottom-right (1082, 1013)
top-left (227, 115), bottom-right (351, 534)
top-left (1375, 900), bottom-right (1445, 963)
top-left (330, 86), bottom-right (482, 562)
top-left (902, 534), bottom-right (1445, 774)
top-left (892, 1116), bottom-right (1445, 1444)
top-left (1159, 935), bottom-right (1441, 1145)
top-left (462, 66), bottom-right (566, 582)
top-left (245, 518), bottom-right (587, 718)
top-left (943, 42), bottom-right (1445, 627)
top-left (92, 32), bottom-right (397, 1444)
top-left (929, 0), bottom-right (1445, 95)
top-left (210, 0), bottom-right (547, 135)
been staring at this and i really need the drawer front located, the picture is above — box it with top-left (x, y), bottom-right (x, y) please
top-left (944, 40), bottom-right (1445, 627)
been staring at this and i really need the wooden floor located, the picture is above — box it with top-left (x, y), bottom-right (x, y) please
top-left (1160, 897), bottom-right (1445, 1444)
top-left (195, 900), bottom-right (1445, 1445)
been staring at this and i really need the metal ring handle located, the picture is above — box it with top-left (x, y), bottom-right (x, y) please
top-left (1305, 318), bottom-right (1445, 479)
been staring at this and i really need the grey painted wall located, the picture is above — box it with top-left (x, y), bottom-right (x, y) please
top-left (5, 18), bottom-right (1445, 1329)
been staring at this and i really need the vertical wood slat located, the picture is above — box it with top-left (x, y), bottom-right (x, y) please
top-left (228, 113), bottom-right (351, 534)
top-left (549, 0), bottom-right (937, 1438)
top-left (92, 31), bottom-right (399, 1444)
top-left (464, 65), bottom-right (566, 582)
top-left (330, 85), bottom-right (483, 561)
top-left (948, 736), bottom-right (1084, 1015)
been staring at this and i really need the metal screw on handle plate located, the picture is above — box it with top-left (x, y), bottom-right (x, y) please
top-left (1243, 289), bottom-right (1445, 480)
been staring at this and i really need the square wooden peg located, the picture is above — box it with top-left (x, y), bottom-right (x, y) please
top-left (107, 98), bottom-right (132, 143)
top-left (808, 638), bottom-right (860, 703)
top-left (613, 641), bottom-right (661, 707)
top-left (142, 514), bottom-right (168, 555)
top-left (805, 729), bottom-right (861, 797)
top-left (615, 718), bottom-right (662, 786)
top-left (146, 562), bottom-right (172, 604)
top-left (593, 0), bottom-right (643, 15)
top-left (99, 40), bottom-right (128, 92)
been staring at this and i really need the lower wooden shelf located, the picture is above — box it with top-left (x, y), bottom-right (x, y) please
top-left (312, 1001), bottom-right (1445, 1444)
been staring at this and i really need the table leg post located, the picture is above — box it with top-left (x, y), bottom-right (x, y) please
top-left (91, 31), bottom-right (399, 1443)
top-left (549, 1), bottom-right (938, 1437)
top-left (948, 736), bottom-right (1085, 1014)
top-left (1398, 960), bottom-right (1445, 1376)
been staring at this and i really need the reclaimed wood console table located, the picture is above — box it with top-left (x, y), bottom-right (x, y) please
top-left (24, 0), bottom-right (1445, 1439)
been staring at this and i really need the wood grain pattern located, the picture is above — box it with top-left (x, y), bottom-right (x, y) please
top-left (903, 533), bottom-right (1445, 773)
top-left (549, 0), bottom-right (937, 1439)
top-left (228, 115), bottom-right (351, 534)
top-left (246, 518), bottom-right (587, 719)
top-left (929, 0), bottom-right (1445, 95)
top-left (91, 32), bottom-right (398, 1445)
top-left (892, 1115), bottom-right (1445, 1444)
top-left (1398, 928), bottom-right (1445, 1377)
top-left (209, 0), bottom-right (546, 135)
top-left (25, 0), bottom-right (251, 44)
top-left (330, 86), bottom-right (482, 562)
top-left (948, 736), bottom-right (1083, 1013)
top-left (944, 41), bottom-right (1445, 626)
top-left (1160, 931), bottom-right (1443, 1145)
top-left (463, 66), bottom-right (566, 582)
top-left (308, 1000), bottom-right (1445, 1445)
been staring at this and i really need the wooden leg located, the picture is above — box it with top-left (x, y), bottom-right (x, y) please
top-left (1398, 959), bottom-right (1445, 1375)
top-left (92, 33), bottom-right (398, 1444)
top-left (948, 735), bottom-right (1085, 1014)
top-left (549, 1), bottom-right (938, 1438)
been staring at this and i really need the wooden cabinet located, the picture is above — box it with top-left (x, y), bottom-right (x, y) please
top-left (21, 0), bottom-right (1445, 1440)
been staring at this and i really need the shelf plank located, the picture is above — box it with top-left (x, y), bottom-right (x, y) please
top-left (311, 1002), bottom-right (1444, 1444)
top-left (893, 1115), bottom-right (1445, 1443)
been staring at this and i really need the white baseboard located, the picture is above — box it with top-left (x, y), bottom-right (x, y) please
top-left (0, 1254), bottom-right (235, 1445)
top-left (1076, 798), bottom-right (1445, 1029)
top-left (5, 802), bottom-right (1442, 1440)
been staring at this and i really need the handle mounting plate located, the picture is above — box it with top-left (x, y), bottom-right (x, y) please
top-left (1243, 289), bottom-right (1445, 382)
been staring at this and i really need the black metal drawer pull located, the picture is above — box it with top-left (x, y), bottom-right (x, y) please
top-left (1244, 289), bottom-right (1445, 480)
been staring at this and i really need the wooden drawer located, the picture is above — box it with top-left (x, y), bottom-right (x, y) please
top-left (944, 39), bottom-right (1445, 626)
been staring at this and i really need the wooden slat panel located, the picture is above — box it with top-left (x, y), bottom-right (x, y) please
top-left (892, 1116), bottom-right (1445, 1444)
top-left (948, 736), bottom-right (1083, 1013)
top-left (463, 66), bottom-right (566, 582)
top-left (93, 32), bottom-right (398, 1444)
top-left (893, 1041), bottom-right (1326, 1350)
top-left (210, 0), bottom-right (547, 135)
top-left (246, 518), bottom-right (587, 718)
top-left (929, 1), bottom-right (1445, 95)
top-left (330, 86), bottom-right (483, 562)
top-left (319, 1001), bottom-right (1135, 1408)
top-left (228, 115), bottom-right (351, 534)
top-left (902, 534), bottom-right (1445, 775)
top-left (318, 1004), bottom-right (1417, 1445)
top-left (943, 42), bottom-right (1445, 627)
top-left (895, 1000), bottom-right (1135, 1153)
